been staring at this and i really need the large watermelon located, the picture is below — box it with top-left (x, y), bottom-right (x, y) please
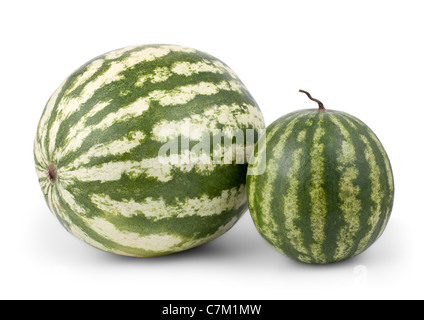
top-left (34, 44), bottom-right (265, 257)
top-left (246, 90), bottom-right (394, 264)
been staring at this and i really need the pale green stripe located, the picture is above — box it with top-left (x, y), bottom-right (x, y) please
top-left (376, 207), bottom-right (391, 239)
top-left (367, 129), bottom-right (394, 194)
top-left (55, 80), bottom-right (238, 162)
top-left (256, 114), bottom-right (306, 245)
top-left (343, 114), bottom-right (394, 194)
top-left (309, 117), bottom-right (327, 263)
top-left (247, 133), bottom-right (267, 225)
top-left (67, 59), bottom-right (105, 94)
top-left (90, 185), bottom-right (246, 221)
top-left (330, 115), bottom-right (362, 261)
top-left (48, 61), bottom-right (130, 156)
top-left (248, 113), bottom-right (299, 225)
top-left (81, 216), bottom-right (183, 252)
top-left (57, 184), bottom-right (86, 216)
top-left (37, 78), bottom-right (68, 161)
top-left (343, 114), bottom-right (394, 239)
top-left (34, 138), bottom-right (49, 170)
top-left (63, 131), bottom-right (146, 170)
top-left (283, 148), bottom-right (310, 263)
top-left (297, 129), bottom-right (307, 142)
top-left (48, 45), bottom-right (203, 159)
top-left (355, 134), bottom-right (384, 255)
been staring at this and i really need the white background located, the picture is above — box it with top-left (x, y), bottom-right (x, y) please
top-left (1, 0), bottom-right (423, 300)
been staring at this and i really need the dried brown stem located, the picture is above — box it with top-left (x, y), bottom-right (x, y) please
top-left (299, 90), bottom-right (326, 112)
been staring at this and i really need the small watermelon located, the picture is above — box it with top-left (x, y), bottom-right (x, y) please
top-left (34, 44), bottom-right (265, 257)
top-left (246, 90), bottom-right (394, 264)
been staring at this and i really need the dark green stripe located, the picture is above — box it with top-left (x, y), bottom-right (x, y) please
top-left (51, 49), bottom-right (251, 160)
top-left (334, 114), bottom-right (371, 259)
top-left (300, 112), bottom-right (327, 262)
top-left (40, 75), bottom-right (76, 161)
top-left (266, 114), bottom-right (312, 258)
top-left (247, 111), bottom-right (306, 247)
top-left (344, 114), bottom-right (394, 251)
top-left (287, 112), bottom-right (319, 260)
top-left (318, 112), bottom-right (350, 262)
top-left (57, 86), bottom-right (254, 168)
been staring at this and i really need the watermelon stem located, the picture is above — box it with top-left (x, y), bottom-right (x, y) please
top-left (47, 164), bottom-right (57, 184)
top-left (299, 90), bottom-right (326, 112)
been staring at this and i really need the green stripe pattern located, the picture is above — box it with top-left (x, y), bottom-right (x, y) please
top-left (246, 109), bottom-right (394, 264)
top-left (34, 44), bottom-right (265, 257)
